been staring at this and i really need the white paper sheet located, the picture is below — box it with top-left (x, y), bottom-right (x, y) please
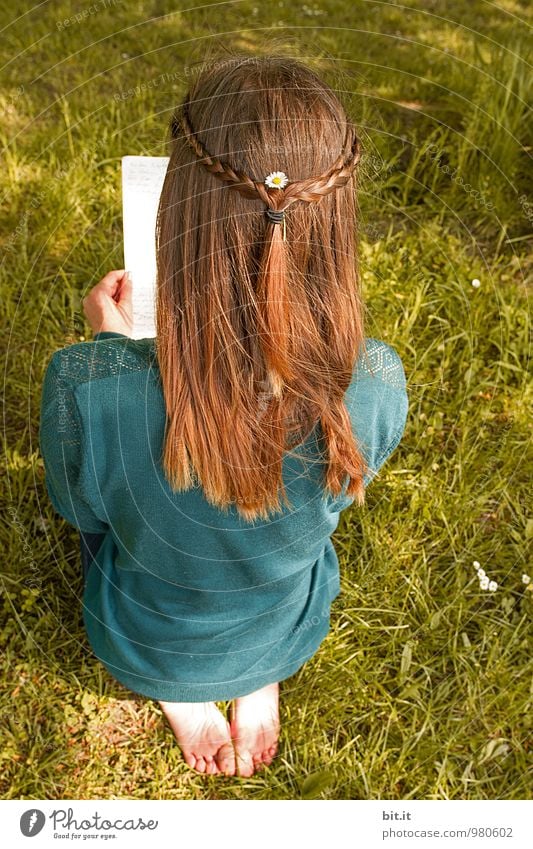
top-left (121, 155), bottom-right (170, 339)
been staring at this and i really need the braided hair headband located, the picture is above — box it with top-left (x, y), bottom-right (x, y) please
top-left (172, 95), bottom-right (361, 241)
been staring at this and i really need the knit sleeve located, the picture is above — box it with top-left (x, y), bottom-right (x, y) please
top-left (39, 352), bottom-right (109, 533)
top-left (355, 339), bottom-right (409, 487)
top-left (325, 339), bottom-right (409, 513)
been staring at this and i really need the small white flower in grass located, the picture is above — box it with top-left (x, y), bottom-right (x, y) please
top-left (477, 568), bottom-right (486, 579)
top-left (473, 560), bottom-right (481, 570)
top-left (479, 575), bottom-right (489, 590)
top-left (471, 278), bottom-right (481, 288)
top-left (265, 171), bottom-right (289, 189)
top-left (488, 580), bottom-right (498, 592)
top-left (522, 574), bottom-right (531, 584)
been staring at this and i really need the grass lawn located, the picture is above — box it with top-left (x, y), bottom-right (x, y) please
top-left (1, 0), bottom-right (531, 799)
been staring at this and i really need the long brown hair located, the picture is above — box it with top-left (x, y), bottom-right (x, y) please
top-left (155, 52), bottom-right (367, 522)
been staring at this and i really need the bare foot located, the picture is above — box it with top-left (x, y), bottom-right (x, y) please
top-left (158, 700), bottom-right (236, 776)
top-left (229, 682), bottom-right (280, 777)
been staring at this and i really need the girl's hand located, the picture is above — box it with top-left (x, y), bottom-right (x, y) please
top-left (82, 269), bottom-right (134, 337)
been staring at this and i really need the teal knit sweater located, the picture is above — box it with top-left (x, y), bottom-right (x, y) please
top-left (39, 333), bottom-right (408, 702)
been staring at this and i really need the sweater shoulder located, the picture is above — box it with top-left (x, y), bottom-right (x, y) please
top-left (352, 337), bottom-right (407, 392)
top-left (47, 337), bottom-right (157, 386)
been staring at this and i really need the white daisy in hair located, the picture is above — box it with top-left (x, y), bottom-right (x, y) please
top-left (265, 171), bottom-right (289, 189)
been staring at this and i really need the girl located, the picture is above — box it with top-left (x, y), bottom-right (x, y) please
top-left (40, 55), bottom-right (409, 778)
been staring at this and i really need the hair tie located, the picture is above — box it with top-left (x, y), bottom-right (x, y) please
top-left (264, 171), bottom-right (288, 240)
top-left (265, 208), bottom-right (285, 224)
top-left (265, 207), bottom-right (287, 241)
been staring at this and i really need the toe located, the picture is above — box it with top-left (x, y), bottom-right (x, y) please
top-left (205, 758), bottom-right (218, 775)
top-left (216, 741), bottom-right (236, 776)
top-left (194, 756), bottom-right (207, 774)
top-left (182, 752), bottom-right (197, 770)
top-left (261, 745), bottom-right (276, 765)
top-left (235, 749), bottom-right (254, 777)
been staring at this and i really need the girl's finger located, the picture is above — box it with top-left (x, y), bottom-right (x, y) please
top-left (114, 271), bottom-right (132, 304)
top-left (95, 269), bottom-right (127, 296)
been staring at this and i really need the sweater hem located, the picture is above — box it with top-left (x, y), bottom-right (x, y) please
top-left (85, 630), bottom-right (330, 703)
